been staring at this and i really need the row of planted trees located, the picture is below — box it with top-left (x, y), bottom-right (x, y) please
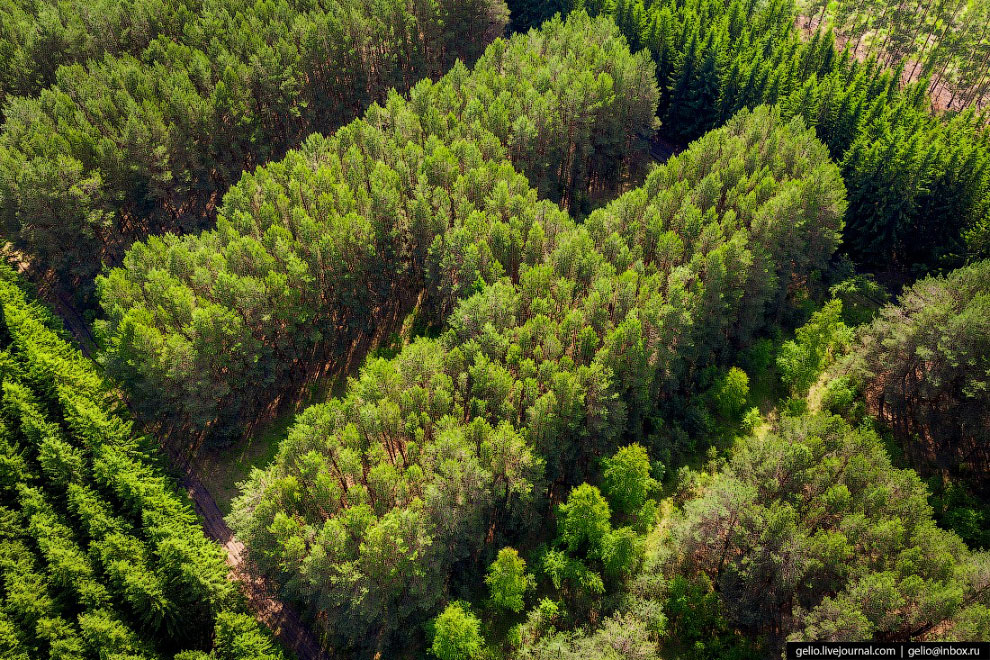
top-left (95, 13), bottom-right (660, 441)
top-left (0, 264), bottom-right (280, 659)
top-left (88, 12), bottom-right (990, 657)
top-left (424, 250), bottom-right (989, 660)
top-left (6, 0), bottom-right (986, 300)
top-left (799, 0), bottom-right (990, 109)
top-left (509, 0), bottom-right (990, 272)
top-left (0, 0), bottom-right (509, 285)
top-left (205, 14), bottom-right (846, 652)
top-left (538, 261), bottom-right (990, 660)
top-left (2, 3), bottom-right (987, 659)
top-left (225, 79), bottom-right (990, 658)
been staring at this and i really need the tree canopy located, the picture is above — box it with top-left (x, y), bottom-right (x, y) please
top-left (2, 3), bottom-right (985, 659)
top-left (513, 0), bottom-right (990, 271)
top-left (656, 412), bottom-right (990, 651)
top-left (96, 12), bottom-right (659, 442)
top-left (227, 104), bottom-right (845, 655)
top-left (0, 0), bottom-right (510, 285)
top-left (843, 260), bottom-right (990, 494)
top-left (0, 264), bottom-right (279, 659)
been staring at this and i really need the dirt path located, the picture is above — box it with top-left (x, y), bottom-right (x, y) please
top-left (10, 244), bottom-right (414, 660)
top-left (166, 299), bottom-right (421, 660)
top-left (174, 455), bottom-right (331, 660)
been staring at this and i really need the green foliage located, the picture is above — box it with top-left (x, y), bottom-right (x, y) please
top-left (0, 0), bottom-right (510, 284)
top-left (739, 339), bottom-right (775, 379)
top-left (228, 105), bottom-right (845, 652)
top-left (444, 12), bottom-right (659, 211)
top-left (431, 602), bottom-right (484, 660)
top-left (541, 549), bottom-right (605, 605)
top-left (557, 484), bottom-right (611, 557)
top-left (713, 368), bottom-right (750, 421)
top-left (740, 408), bottom-right (763, 434)
top-left (536, 598), bottom-right (560, 622)
top-left (487, 548), bottom-right (533, 613)
top-left (97, 11), bottom-right (659, 442)
top-left (505, 0), bottom-right (567, 31)
top-left (658, 412), bottom-right (990, 651)
top-left (664, 574), bottom-right (754, 660)
top-left (829, 274), bottom-right (890, 326)
top-left (0, 264), bottom-right (279, 657)
top-left (777, 300), bottom-right (853, 396)
top-left (4, 5), bottom-right (988, 659)
top-left (819, 376), bottom-right (858, 418)
top-left (798, 0), bottom-right (990, 110)
top-left (600, 526), bottom-right (641, 579)
top-left (539, 479), bottom-right (645, 624)
top-left (928, 480), bottom-right (990, 550)
top-left (0, 0), bottom-right (201, 113)
top-left (554, 0), bottom-right (990, 271)
top-left (600, 444), bottom-right (657, 516)
top-left (844, 260), bottom-right (990, 494)
top-left (510, 612), bottom-right (658, 659)
top-left (211, 612), bottom-right (281, 660)
top-left (227, 342), bottom-right (543, 651)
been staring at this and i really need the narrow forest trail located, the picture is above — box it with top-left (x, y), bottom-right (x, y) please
top-left (8, 245), bottom-right (329, 658)
top-left (176, 458), bottom-right (331, 660)
top-left (154, 282), bottom-right (420, 660)
top-left (174, 290), bottom-right (422, 660)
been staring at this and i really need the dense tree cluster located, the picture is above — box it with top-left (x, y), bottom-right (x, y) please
top-left (0, 0), bottom-right (200, 114)
top-left (533, 447), bottom-right (657, 629)
top-left (509, 0), bottom-right (990, 270)
top-left (227, 105), bottom-right (845, 655)
top-left (96, 12), bottom-right (659, 442)
top-left (415, 15), bottom-right (659, 212)
top-left (843, 260), bottom-right (990, 494)
top-left (505, 270), bottom-right (990, 658)
top-left (0, 265), bottom-right (279, 659)
top-left (2, 3), bottom-right (986, 659)
top-left (654, 412), bottom-right (990, 653)
top-left (510, 417), bottom-right (990, 659)
top-left (799, 0), bottom-right (990, 109)
top-left (0, 0), bottom-right (509, 284)
top-left (510, 612), bottom-right (658, 660)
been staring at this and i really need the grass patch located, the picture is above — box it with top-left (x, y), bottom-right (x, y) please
top-left (195, 301), bottom-right (434, 516)
top-left (194, 410), bottom-right (295, 516)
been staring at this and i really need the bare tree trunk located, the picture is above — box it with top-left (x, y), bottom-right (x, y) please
top-left (927, 0), bottom-right (970, 98)
top-left (952, 19), bottom-right (990, 108)
top-left (965, 47), bottom-right (990, 106)
top-left (853, 0), bottom-right (875, 54)
top-left (878, 0), bottom-right (912, 65)
top-left (908, 0), bottom-right (939, 80)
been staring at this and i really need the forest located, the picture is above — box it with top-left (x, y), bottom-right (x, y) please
top-left (0, 0), bottom-right (987, 659)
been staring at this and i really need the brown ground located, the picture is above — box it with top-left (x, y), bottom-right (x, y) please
top-left (798, 14), bottom-right (988, 113)
top-left (3, 246), bottom-right (341, 658)
top-left (177, 458), bottom-right (331, 660)
top-left (7, 236), bottom-right (429, 658)
top-left (162, 290), bottom-right (421, 659)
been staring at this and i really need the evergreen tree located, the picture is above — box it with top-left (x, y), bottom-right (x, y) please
top-left (228, 105), bottom-right (846, 654)
top-left (97, 12), bottom-right (659, 443)
top-left (431, 603), bottom-right (484, 660)
top-left (843, 260), bottom-right (990, 493)
top-left (486, 548), bottom-right (533, 613)
top-left (0, 264), bottom-right (281, 657)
